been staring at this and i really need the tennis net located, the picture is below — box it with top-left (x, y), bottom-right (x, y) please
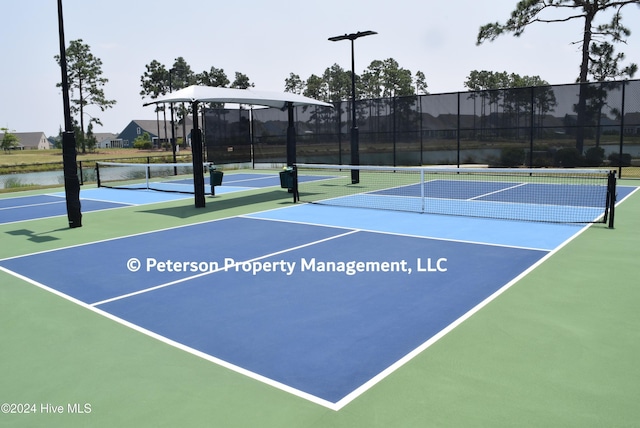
top-left (95, 161), bottom-right (211, 194)
top-left (293, 164), bottom-right (617, 226)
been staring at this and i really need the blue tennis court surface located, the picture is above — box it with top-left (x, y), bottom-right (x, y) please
top-left (0, 208), bottom-right (579, 408)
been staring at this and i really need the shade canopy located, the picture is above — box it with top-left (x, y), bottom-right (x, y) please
top-left (142, 85), bottom-right (330, 209)
top-left (144, 85), bottom-right (333, 110)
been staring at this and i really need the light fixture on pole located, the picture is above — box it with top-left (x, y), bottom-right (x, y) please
top-left (328, 30), bottom-right (377, 184)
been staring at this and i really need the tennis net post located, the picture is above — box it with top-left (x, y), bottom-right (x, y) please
top-left (292, 165), bottom-right (299, 203)
top-left (605, 170), bottom-right (617, 229)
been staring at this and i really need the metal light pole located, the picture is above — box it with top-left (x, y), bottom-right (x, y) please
top-left (57, 0), bottom-right (82, 228)
top-left (329, 30), bottom-right (377, 184)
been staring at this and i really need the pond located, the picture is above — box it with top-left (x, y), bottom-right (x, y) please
top-left (0, 168), bottom-right (97, 190)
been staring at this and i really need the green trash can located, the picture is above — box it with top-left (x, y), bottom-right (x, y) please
top-left (208, 164), bottom-right (224, 195)
top-left (279, 167), bottom-right (294, 190)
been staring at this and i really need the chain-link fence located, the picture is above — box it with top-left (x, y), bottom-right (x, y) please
top-left (204, 79), bottom-right (640, 178)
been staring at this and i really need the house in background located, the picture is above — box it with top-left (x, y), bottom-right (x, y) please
top-left (624, 112), bottom-right (640, 135)
top-left (0, 132), bottom-right (50, 150)
top-left (92, 132), bottom-right (123, 149)
top-left (118, 118), bottom-right (193, 148)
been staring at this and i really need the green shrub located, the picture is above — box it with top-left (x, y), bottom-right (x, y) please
top-left (133, 132), bottom-right (153, 150)
top-left (608, 152), bottom-right (632, 167)
top-left (585, 147), bottom-right (605, 166)
top-left (554, 148), bottom-right (583, 167)
top-left (133, 140), bottom-right (153, 150)
top-left (532, 156), bottom-right (551, 167)
top-left (500, 148), bottom-right (525, 167)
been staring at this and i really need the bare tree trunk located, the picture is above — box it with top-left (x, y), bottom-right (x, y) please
top-left (79, 78), bottom-right (86, 154)
top-left (576, 6), bottom-right (596, 154)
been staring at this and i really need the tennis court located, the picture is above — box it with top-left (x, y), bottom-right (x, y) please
top-left (1, 166), bottom-right (639, 427)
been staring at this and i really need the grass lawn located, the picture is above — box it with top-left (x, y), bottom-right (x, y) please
top-left (0, 148), bottom-right (190, 171)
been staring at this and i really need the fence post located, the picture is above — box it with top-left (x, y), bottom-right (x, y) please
top-left (419, 95), bottom-right (424, 166)
top-left (393, 96), bottom-right (397, 167)
top-left (337, 101), bottom-right (343, 166)
top-left (618, 81), bottom-right (626, 178)
top-left (529, 86), bottom-right (535, 168)
top-left (457, 92), bottom-right (461, 168)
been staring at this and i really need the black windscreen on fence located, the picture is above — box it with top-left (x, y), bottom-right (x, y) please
top-left (204, 106), bottom-right (252, 164)
top-left (203, 79), bottom-right (640, 177)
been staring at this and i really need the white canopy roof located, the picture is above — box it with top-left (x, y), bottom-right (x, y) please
top-left (144, 85), bottom-right (333, 110)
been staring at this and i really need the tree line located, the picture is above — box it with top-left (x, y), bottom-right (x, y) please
top-left (139, 57), bottom-right (254, 101)
top-left (284, 59), bottom-right (428, 102)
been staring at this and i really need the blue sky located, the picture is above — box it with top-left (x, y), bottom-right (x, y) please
top-left (1, 0), bottom-right (638, 137)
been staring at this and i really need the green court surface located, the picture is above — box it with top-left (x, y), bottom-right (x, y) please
top-left (1, 176), bottom-right (640, 428)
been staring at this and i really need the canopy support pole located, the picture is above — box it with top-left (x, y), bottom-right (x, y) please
top-left (286, 102), bottom-right (296, 166)
top-left (191, 101), bottom-right (206, 208)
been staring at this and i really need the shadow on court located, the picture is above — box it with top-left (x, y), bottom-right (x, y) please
top-left (5, 228), bottom-right (66, 243)
top-left (141, 190), bottom-right (295, 218)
